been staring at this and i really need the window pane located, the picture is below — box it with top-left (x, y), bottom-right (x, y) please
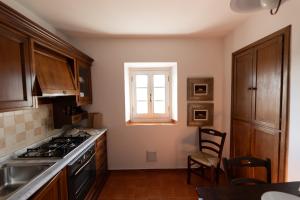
top-left (154, 101), bottom-right (165, 114)
top-left (153, 75), bottom-right (165, 87)
top-left (137, 101), bottom-right (148, 114)
top-left (136, 75), bottom-right (148, 87)
top-left (154, 88), bottom-right (165, 101)
top-left (136, 88), bottom-right (147, 101)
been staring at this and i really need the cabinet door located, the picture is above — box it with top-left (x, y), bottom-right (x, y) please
top-left (231, 120), bottom-right (252, 178)
top-left (32, 168), bottom-right (68, 200)
top-left (251, 125), bottom-right (280, 182)
top-left (232, 49), bottom-right (253, 121)
top-left (253, 36), bottom-right (283, 129)
top-left (34, 50), bottom-right (77, 96)
top-left (0, 24), bottom-right (32, 111)
top-left (77, 60), bottom-right (92, 105)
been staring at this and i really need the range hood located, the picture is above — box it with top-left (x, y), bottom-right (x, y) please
top-left (33, 46), bottom-right (77, 97)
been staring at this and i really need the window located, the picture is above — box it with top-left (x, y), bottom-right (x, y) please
top-left (124, 62), bottom-right (178, 124)
top-left (130, 68), bottom-right (171, 122)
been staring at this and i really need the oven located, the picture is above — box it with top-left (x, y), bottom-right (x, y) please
top-left (67, 143), bottom-right (96, 200)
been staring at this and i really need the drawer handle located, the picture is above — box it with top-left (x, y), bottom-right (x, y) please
top-left (74, 153), bottom-right (95, 176)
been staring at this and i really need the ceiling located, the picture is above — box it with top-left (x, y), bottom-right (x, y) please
top-left (16, 0), bottom-right (254, 38)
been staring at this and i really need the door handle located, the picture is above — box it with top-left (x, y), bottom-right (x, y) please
top-left (248, 87), bottom-right (257, 91)
top-left (74, 153), bottom-right (95, 176)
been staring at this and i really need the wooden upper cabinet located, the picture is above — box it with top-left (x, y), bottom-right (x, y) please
top-left (0, 2), bottom-right (94, 111)
top-left (77, 60), bottom-right (92, 105)
top-left (0, 24), bottom-right (33, 111)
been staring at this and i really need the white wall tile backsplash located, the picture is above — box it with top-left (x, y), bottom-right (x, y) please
top-left (0, 104), bottom-right (60, 157)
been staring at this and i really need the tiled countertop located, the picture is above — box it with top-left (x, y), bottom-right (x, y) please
top-left (6, 128), bottom-right (107, 200)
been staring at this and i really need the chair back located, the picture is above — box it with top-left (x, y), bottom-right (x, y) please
top-left (222, 156), bottom-right (272, 185)
top-left (199, 128), bottom-right (226, 159)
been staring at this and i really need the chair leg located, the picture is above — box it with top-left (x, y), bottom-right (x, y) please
top-left (215, 167), bottom-right (220, 184)
top-left (200, 166), bottom-right (204, 176)
top-left (216, 168), bottom-right (220, 184)
top-left (210, 167), bottom-right (216, 185)
top-left (187, 156), bottom-right (191, 184)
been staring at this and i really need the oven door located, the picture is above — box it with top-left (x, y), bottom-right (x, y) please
top-left (68, 153), bottom-right (96, 200)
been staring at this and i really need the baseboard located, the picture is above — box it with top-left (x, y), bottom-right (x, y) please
top-left (109, 168), bottom-right (224, 173)
top-left (109, 168), bottom-right (186, 172)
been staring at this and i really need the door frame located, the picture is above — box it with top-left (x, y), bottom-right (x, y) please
top-left (230, 26), bottom-right (291, 182)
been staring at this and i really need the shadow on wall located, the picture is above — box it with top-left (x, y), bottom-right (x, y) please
top-left (176, 127), bottom-right (198, 167)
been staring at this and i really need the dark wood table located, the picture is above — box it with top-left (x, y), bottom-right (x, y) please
top-left (197, 182), bottom-right (300, 200)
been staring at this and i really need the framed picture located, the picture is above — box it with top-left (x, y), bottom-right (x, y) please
top-left (188, 103), bottom-right (214, 127)
top-left (187, 78), bottom-right (213, 101)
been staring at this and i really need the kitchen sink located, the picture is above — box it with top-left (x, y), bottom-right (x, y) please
top-left (0, 162), bottom-right (52, 199)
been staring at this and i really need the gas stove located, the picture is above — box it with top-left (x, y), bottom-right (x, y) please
top-left (18, 131), bottom-right (90, 159)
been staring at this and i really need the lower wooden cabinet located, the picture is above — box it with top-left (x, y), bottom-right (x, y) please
top-left (85, 132), bottom-right (108, 200)
top-left (31, 168), bottom-right (68, 200)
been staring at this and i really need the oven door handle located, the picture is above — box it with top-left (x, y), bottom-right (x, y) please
top-left (74, 152), bottom-right (96, 176)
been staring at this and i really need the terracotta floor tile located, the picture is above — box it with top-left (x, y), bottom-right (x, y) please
top-left (98, 170), bottom-right (225, 200)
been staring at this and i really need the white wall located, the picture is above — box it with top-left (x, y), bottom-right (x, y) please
top-left (223, 0), bottom-right (300, 181)
top-left (73, 38), bottom-right (226, 169)
top-left (0, 0), bottom-right (71, 42)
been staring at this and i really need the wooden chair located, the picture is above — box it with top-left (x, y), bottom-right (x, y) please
top-left (222, 156), bottom-right (271, 185)
top-left (187, 128), bottom-right (226, 184)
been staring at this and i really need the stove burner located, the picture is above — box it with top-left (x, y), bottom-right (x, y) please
top-left (18, 133), bottom-right (90, 159)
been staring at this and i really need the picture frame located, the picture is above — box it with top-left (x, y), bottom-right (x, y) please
top-left (187, 78), bottom-right (214, 101)
top-left (187, 103), bottom-right (214, 127)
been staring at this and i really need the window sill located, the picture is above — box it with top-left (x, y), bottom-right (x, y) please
top-left (126, 120), bottom-right (177, 126)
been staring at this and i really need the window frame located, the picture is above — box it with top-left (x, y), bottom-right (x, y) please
top-left (129, 67), bottom-right (172, 122)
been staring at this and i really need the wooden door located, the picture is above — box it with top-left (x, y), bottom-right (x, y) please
top-left (231, 48), bottom-right (254, 177)
top-left (231, 120), bottom-right (252, 178)
top-left (232, 49), bottom-right (254, 121)
top-left (252, 36), bottom-right (283, 129)
top-left (231, 26), bottom-right (290, 183)
top-left (0, 24), bottom-right (33, 111)
top-left (250, 36), bottom-right (284, 182)
top-left (251, 126), bottom-right (280, 182)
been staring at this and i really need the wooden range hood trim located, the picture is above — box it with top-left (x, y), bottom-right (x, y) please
top-left (0, 2), bottom-right (93, 64)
